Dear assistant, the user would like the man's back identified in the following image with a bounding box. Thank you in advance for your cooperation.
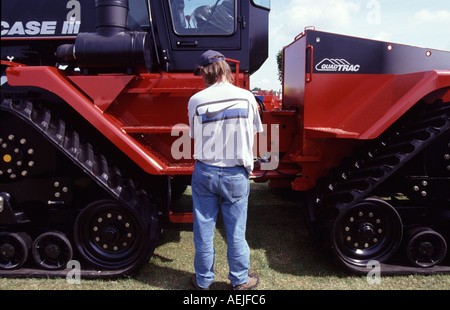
[188,82,263,174]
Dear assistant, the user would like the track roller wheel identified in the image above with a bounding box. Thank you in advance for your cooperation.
[0,232,32,270]
[32,231,73,270]
[332,197,403,267]
[405,227,447,268]
[74,200,151,271]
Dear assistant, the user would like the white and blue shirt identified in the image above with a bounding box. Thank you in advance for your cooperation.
[188,82,263,174]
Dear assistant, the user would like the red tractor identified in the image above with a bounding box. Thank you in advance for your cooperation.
[1,0,449,278]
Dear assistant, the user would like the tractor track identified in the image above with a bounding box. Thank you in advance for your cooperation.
[0,98,160,278]
[309,101,450,274]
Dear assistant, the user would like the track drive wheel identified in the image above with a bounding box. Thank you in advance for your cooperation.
[331,197,403,267]
[405,227,447,268]
[0,232,32,270]
[32,231,73,270]
[74,200,153,272]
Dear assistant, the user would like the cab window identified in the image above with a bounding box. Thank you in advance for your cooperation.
[129,0,151,30]
[168,0,236,35]
[251,0,270,10]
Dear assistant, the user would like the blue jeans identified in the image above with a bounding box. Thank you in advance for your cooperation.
[191,161,250,288]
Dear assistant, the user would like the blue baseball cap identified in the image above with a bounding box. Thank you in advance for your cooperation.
[194,50,226,75]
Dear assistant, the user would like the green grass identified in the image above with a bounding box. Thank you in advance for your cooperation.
[1,182,449,290]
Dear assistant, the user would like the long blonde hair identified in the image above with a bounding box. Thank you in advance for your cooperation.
[198,57,235,87]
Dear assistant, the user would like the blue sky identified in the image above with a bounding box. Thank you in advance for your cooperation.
[250,0,450,91]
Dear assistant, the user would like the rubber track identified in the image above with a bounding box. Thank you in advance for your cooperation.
[321,102,450,212]
[0,99,159,279]
[315,102,450,274]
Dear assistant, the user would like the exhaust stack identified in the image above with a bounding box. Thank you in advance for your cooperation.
[56,0,152,73]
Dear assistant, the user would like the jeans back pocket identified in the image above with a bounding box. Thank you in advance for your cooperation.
[226,174,249,202]
[192,169,213,196]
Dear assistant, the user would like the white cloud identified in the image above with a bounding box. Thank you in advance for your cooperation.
[272,0,361,40]
[371,31,392,42]
[254,78,273,87]
[267,0,387,64]
[445,40,450,51]
[402,8,450,50]
[412,9,450,23]
[284,0,361,28]
[250,67,281,91]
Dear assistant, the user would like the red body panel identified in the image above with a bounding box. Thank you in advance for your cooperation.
[281,70,450,190]
[304,71,450,139]
[5,64,250,176]
[279,31,450,190]
[4,60,450,191]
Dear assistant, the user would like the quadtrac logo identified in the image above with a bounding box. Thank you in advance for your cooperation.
[315,58,361,72]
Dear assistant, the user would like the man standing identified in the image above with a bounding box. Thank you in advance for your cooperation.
[188,50,263,290]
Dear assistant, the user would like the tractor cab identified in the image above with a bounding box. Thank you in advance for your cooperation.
[147,0,270,74]
[1,0,269,75]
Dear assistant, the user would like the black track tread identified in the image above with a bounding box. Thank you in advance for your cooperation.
[310,101,450,274]
[0,98,160,278]
[320,102,450,212]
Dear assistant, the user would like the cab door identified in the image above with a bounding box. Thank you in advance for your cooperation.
[167,0,240,49]
[162,0,242,71]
